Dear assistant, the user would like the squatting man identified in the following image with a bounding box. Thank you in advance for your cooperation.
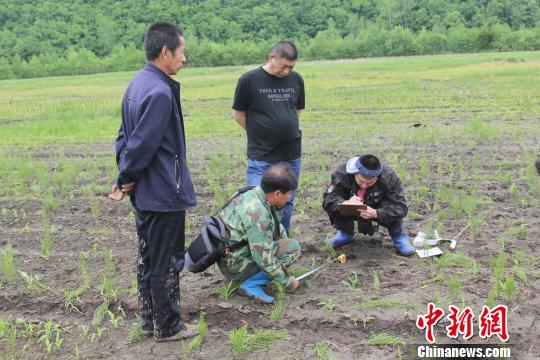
[322,154,416,256]
[217,163,301,304]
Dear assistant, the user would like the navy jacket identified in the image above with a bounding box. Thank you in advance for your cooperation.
[115,63,196,211]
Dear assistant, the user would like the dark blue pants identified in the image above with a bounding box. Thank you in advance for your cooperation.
[135,209,186,338]
[329,211,404,238]
[246,157,301,232]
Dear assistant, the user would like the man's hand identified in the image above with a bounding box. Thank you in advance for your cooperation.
[108,181,136,201]
[358,205,377,220]
[121,181,136,193]
[344,195,363,204]
[108,184,124,201]
[292,278,299,289]
[232,110,247,130]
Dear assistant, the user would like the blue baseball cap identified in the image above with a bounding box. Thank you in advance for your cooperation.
[346,155,383,178]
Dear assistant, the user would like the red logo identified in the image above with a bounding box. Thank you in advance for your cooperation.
[416,302,445,343]
[479,305,509,342]
[446,305,474,340]
[417,304,509,343]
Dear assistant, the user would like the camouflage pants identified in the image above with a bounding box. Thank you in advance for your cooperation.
[219,238,301,283]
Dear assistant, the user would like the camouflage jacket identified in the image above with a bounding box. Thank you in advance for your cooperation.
[217,186,295,289]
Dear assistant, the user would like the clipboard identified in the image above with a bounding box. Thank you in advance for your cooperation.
[338,203,367,216]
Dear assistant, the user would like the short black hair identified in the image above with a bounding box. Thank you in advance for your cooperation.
[360,154,381,171]
[260,163,298,193]
[271,41,298,60]
[144,22,184,61]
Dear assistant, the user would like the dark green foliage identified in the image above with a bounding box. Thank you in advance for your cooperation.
[1,0,539,79]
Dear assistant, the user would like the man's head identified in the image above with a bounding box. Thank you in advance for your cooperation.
[266,41,298,78]
[346,154,383,189]
[261,163,298,209]
[144,22,186,75]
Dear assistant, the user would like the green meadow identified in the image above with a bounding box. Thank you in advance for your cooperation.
[0,52,539,358]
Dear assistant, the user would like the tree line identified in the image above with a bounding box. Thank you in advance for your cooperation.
[1,0,539,79]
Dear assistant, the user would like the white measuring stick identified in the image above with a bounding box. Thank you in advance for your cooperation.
[449,224,470,251]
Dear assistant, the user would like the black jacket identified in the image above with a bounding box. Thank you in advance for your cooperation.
[322,162,408,223]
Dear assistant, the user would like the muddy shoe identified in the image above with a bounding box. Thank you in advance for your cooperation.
[154,323,199,343]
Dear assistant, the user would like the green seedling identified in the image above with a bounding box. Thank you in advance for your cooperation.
[360,314,375,329]
[218,281,238,301]
[19,271,47,294]
[91,326,108,342]
[127,316,145,344]
[183,312,209,357]
[19,319,37,338]
[90,199,100,218]
[230,326,288,354]
[64,288,83,314]
[322,243,337,259]
[341,271,360,297]
[445,278,463,299]
[92,299,110,326]
[503,276,517,300]
[230,326,248,354]
[54,329,63,350]
[270,282,286,321]
[372,270,380,295]
[364,332,405,346]
[309,256,321,268]
[314,341,335,360]
[99,248,119,301]
[108,310,123,328]
[359,298,408,310]
[435,252,478,270]
[289,266,309,278]
[38,319,61,353]
[80,324,90,338]
[129,278,138,297]
[0,243,17,282]
[318,298,339,313]
[40,208,53,259]
[421,273,444,288]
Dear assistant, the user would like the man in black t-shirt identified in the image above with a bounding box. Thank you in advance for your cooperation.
[232,41,305,233]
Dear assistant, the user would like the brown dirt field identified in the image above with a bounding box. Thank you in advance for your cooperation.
[1,120,539,360]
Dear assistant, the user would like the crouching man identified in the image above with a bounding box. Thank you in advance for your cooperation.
[322,154,415,256]
[218,163,301,303]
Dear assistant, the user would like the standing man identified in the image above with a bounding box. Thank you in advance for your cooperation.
[232,41,305,234]
[322,154,416,256]
[109,22,198,342]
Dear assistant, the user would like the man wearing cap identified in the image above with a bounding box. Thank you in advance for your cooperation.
[322,154,416,256]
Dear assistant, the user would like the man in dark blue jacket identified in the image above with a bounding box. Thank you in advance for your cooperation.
[109,22,198,342]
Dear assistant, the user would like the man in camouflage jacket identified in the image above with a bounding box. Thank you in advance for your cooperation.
[322,154,416,256]
[218,164,301,303]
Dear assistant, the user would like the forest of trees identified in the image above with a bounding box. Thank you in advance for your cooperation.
[1,0,539,79]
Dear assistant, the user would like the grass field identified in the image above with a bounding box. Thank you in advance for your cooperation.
[0,52,539,359]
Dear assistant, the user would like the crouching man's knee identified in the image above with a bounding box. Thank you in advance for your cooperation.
[275,238,301,265]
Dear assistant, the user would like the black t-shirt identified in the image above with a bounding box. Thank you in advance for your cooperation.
[232,67,305,162]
